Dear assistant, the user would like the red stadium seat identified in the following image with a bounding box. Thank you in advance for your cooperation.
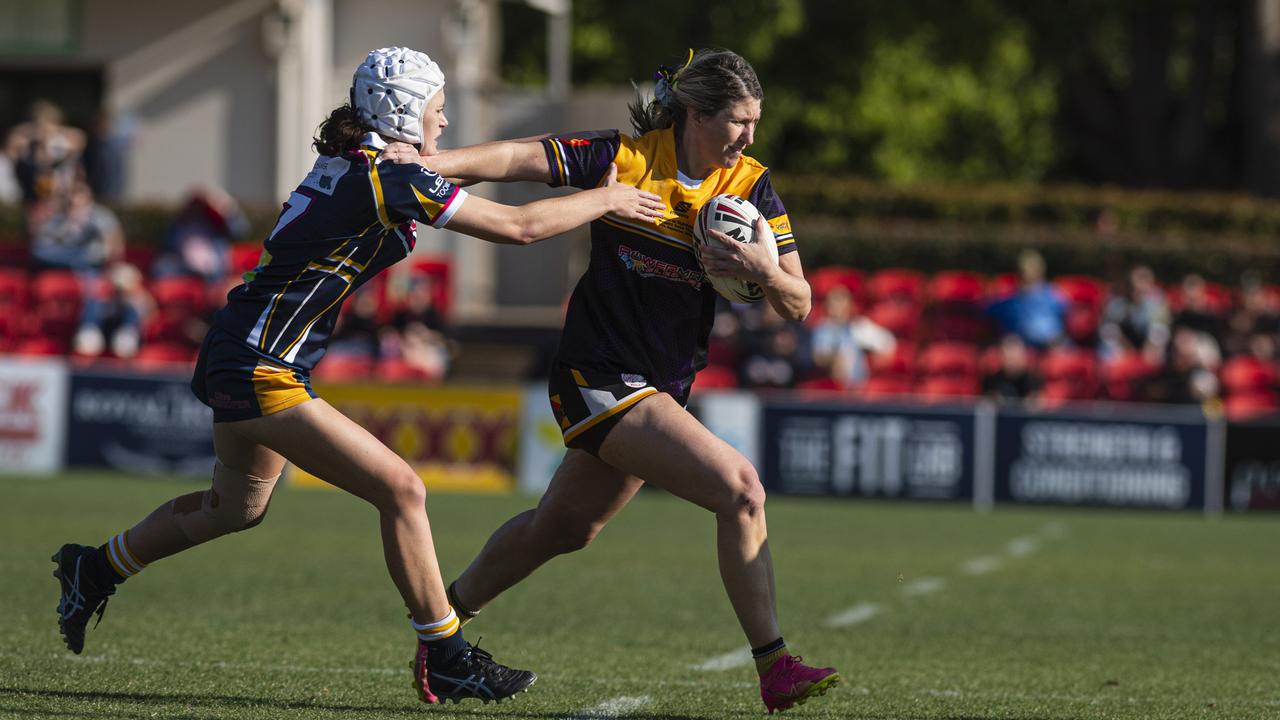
[866,300,921,340]
[985,273,1020,302]
[795,376,842,392]
[870,341,916,379]
[311,355,374,382]
[230,243,264,275]
[866,268,925,305]
[1053,275,1106,312]
[0,267,27,308]
[1064,304,1101,345]
[915,375,980,401]
[376,357,442,383]
[133,342,197,370]
[860,375,912,399]
[1221,357,1278,395]
[1100,352,1158,401]
[693,364,738,391]
[14,337,66,356]
[918,342,980,379]
[1040,348,1099,399]
[1225,392,1279,421]
[808,266,864,302]
[150,276,209,314]
[928,271,984,305]
[31,270,87,344]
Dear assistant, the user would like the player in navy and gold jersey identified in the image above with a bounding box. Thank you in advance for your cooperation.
[50,47,664,706]
[411,48,839,713]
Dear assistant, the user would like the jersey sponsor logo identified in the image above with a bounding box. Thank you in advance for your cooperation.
[561,137,591,147]
[617,245,703,288]
[672,201,693,216]
[620,373,648,388]
[301,156,351,196]
[770,216,792,235]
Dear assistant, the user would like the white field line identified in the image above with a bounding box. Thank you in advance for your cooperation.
[824,602,882,627]
[960,555,1003,575]
[901,576,945,596]
[691,647,751,671]
[1004,536,1040,557]
[561,695,651,720]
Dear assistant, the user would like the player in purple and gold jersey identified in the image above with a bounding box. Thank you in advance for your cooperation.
[404,48,839,713]
[50,46,664,706]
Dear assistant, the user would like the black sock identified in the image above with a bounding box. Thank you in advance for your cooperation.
[92,545,127,585]
[425,631,469,670]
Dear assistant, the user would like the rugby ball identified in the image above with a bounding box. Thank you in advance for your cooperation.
[693,194,778,303]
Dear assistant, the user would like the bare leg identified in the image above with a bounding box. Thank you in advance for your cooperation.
[453,449,642,610]
[222,399,451,622]
[126,426,285,563]
[598,393,781,648]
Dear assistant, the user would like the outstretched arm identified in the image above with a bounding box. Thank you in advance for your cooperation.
[446,164,663,245]
[383,137,554,184]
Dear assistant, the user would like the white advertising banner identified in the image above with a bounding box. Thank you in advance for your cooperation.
[693,390,762,470]
[0,356,69,473]
[516,382,567,495]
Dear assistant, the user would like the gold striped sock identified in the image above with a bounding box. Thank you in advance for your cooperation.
[104,531,147,579]
[411,609,460,642]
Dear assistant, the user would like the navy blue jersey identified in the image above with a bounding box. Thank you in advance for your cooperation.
[211,133,466,371]
[541,127,797,396]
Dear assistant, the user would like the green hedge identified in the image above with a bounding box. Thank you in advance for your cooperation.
[794,216,1280,283]
[774,175,1280,241]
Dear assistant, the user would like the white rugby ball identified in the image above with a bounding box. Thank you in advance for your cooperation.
[692,194,779,303]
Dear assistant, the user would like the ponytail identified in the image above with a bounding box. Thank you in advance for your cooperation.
[313,103,369,156]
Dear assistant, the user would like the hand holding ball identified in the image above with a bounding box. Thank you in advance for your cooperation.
[692,194,779,303]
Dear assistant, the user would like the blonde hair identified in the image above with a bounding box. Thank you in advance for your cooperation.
[628,48,763,137]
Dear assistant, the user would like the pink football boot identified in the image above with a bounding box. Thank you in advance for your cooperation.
[759,654,840,713]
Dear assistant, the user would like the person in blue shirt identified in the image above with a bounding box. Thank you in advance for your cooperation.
[987,249,1066,349]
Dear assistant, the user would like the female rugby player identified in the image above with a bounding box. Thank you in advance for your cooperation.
[51,46,665,706]
[404,48,839,713]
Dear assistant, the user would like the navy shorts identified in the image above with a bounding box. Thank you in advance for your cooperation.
[547,359,691,455]
[191,328,317,423]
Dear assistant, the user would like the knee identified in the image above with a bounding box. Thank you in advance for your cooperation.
[381,466,426,513]
[717,463,766,520]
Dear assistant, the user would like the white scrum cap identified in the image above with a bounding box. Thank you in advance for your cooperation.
[351,47,445,145]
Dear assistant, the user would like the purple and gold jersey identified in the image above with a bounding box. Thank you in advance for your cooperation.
[541,127,797,395]
[211,133,466,372]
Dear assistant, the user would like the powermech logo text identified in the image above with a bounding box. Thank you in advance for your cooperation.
[617,245,703,287]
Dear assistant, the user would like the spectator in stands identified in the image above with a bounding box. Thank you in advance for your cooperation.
[986,249,1066,349]
[1146,326,1221,405]
[74,262,153,358]
[83,110,134,202]
[388,273,452,380]
[1225,277,1280,358]
[1100,264,1170,360]
[4,99,85,208]
[152,186,250,283]
[29,179,122,272]
[982,334,1041,402]
[0,151,20,204]
[809,285,895,389]
[328,286,387,361]
[739,304,809,390]
[1172,274,1224,341]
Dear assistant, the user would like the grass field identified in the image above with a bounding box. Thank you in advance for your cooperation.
[2,472,1278,720]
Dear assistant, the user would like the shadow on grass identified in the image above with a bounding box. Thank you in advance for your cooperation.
[0,687,715,720]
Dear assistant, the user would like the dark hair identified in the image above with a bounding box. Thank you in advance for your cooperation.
[628,48,763,137]
[313,103,369,156]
